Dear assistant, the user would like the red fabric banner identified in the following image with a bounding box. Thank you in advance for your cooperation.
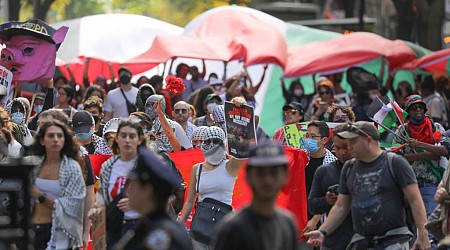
[168,146,308,238]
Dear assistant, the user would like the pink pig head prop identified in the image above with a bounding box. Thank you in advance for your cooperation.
[0,19,68,83]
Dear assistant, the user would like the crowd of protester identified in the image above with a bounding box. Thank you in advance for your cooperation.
[4,60,450,250]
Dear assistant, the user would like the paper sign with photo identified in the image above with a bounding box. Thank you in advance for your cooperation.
[224,101,256,159]
[0,65,13,108]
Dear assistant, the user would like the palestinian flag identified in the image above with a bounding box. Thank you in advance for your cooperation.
[366,97,398,132]
[390,101,408,125]
[380,142,406,152]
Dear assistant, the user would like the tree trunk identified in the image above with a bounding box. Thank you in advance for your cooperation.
[33,0,55,20]
[393,0,414,41]
[8,0,21,21]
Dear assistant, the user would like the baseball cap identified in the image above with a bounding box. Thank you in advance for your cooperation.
[247,142,289,167]
[118,66,131,76]
[404,95,427,111]
[130,146,182,189]
[282,102,304,114]
[72,110,94,133]
[337,121,380,141]
[35,93,46,101]
[209,78,223,86]
[318,77,334,90]
[205,93,222,104]
[103,118,120,137]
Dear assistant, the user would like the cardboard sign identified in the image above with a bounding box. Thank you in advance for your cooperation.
[92,207,106,250]
[224,102,256,158]
[0,65,12,108]
[283,122,344,149]
[283,123,308,148]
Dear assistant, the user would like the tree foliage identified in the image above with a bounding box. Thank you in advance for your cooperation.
[111,0,242,26]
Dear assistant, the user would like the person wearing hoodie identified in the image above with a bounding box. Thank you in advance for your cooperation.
[135,83,156,113]
[5,98,33,146]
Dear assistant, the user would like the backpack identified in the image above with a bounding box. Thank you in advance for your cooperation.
[346,152,415,233]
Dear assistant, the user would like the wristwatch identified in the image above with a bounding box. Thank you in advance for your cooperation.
[37,194,46,204]
[318,229,328,237]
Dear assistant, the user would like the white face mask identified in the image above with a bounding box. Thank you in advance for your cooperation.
[201,143,226,165]
[294,89,303,96]
[206,103,218,114]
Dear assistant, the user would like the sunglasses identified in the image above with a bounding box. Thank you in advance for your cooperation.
[174,108,188,114]
[320,91,330,95]
[204,138,222,145]
[408,104,426,111]
[284,110,298,116]
[346,124,371,138]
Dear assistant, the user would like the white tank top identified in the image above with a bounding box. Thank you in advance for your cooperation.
[35,178,61,200]
[196,160,236,205]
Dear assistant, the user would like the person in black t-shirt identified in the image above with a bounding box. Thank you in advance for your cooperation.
[305,121,430,250]
[211,142,298,250]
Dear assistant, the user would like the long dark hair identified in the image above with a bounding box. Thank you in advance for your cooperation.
[32,120,85,173]
[111,120,147,155]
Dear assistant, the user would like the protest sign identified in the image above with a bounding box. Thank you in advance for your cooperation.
[224,102,256,158]
[0,65,12,108]
[92,207,106,250]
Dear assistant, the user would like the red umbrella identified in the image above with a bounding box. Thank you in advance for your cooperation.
[285,32,416,78]
[399,48,450,74]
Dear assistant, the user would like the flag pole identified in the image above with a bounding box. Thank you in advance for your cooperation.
[389,99,410,139]
[369,117,408,141]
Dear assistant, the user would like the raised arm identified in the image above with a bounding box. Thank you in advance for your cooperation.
[155,100,181,152]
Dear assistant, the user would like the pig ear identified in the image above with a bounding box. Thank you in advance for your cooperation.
[52,26,68,45]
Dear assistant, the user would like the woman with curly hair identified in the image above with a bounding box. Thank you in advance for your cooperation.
[29,120,86,250]
[77,85,107,111]
[326,104,355,123]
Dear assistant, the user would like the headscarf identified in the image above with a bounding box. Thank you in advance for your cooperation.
[135,84,156,112]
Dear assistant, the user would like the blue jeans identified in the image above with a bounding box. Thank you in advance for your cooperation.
[419,184,438,217]
[419,183,438,250]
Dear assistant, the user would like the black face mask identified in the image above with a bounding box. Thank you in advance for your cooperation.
[334,119,346,123]
[120,75,131,84]
[92,115,99,125]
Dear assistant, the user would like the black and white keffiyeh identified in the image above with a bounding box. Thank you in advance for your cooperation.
[152,117,176,153]
[28,155,86,249]
[192,126,209,141]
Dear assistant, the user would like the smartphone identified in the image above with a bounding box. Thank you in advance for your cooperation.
[327,184,339,195]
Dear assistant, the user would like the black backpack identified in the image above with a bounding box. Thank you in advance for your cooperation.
[346,153,415,233]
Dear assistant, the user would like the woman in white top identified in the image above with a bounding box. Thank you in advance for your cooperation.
[179,126,244,250]
[30,120,86,250]
[89,120,147,249]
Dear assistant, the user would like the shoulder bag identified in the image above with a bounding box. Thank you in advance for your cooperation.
[120,88,137,115]
[189,164,233,244]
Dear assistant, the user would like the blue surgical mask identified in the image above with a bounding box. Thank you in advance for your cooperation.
[143,129,149,135]
[75,131,92,141]
[303,138,321,153]
[146,106,157,120]
[11,112,24,124]
[34,104,43,114]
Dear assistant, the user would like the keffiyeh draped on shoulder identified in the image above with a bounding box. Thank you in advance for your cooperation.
[31,155,86,249]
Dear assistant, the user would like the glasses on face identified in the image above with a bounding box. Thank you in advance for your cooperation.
[303,133,322,140]
[174,108,188,114]
[204,138,222,145]
[284,110,298,116]
[319,91,330,96]
[346,124,371,138]
[409,104,426,111]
